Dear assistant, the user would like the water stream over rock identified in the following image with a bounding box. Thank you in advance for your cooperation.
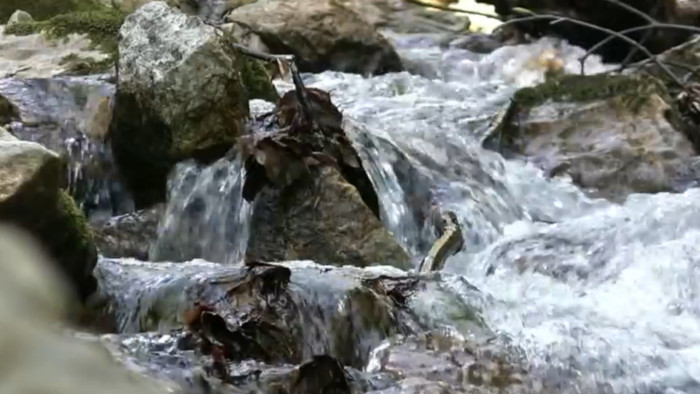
[85,34,700,393]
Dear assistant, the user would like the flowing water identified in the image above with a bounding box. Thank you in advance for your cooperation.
[104,34,700,392]
[271,35,700,392]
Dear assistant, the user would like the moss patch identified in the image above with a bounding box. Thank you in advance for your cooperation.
[0,0,100,23]
[240,57,279,102]
[5,7,125,58]
[513,73,669,112]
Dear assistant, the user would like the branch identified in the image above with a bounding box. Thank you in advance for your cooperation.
[579,23,700,72]
[401,0,502,20]
[497,14,684,87]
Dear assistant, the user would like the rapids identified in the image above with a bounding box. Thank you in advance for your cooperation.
[269,35,700,392]
[64,33,700,392]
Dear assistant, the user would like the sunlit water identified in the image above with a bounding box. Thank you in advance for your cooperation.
[144,34,700,392]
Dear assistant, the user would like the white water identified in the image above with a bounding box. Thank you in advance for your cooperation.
[268,36,700,392]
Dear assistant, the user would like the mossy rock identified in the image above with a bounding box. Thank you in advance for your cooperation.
[5,6,126,60]
[484,72,695,202]
[512,73,670,112]
[240,57,279,102]
[0,136,98,301]
[0,0,101,23]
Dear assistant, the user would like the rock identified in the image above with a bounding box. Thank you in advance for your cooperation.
[247,166,412,269]
[7,10,34,26]
[93,258,484,365]
[448,33,504,53]
[94,260,415,365]
[483,73,696,202]
[479,0,692,63]
[0,127,98,301]
[151,90,410,269]
[225,0,403,75]
[92,204,164,259]
[365,332,528,392]
[110,2,270,207]
[338,0,470,34]
[0,76,132,222]
[0,225,181,394]
[101,0,255,20]
[91,258,490,392]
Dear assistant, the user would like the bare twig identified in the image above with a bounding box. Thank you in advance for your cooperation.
[401,0,502,20]
[497,14,683,86]
[580,23,700,72]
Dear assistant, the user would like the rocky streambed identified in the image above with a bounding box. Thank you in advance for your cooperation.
[3,0,700,393]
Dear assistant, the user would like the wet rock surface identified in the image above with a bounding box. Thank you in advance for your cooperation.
[91,257,496,392]
[225,0,404,75]
[0,126,98,301]
[484,73,696,202]
[0,76,130,221]
[0,224,180,394]
[110,2,253,207]
[247,166,411,269]
[93,204,164,259]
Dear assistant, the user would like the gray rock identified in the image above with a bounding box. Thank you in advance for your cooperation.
[0,127,98,301]
[0,225,179,394]
[484,73,696,202]
[93,204,164,259]
[247,166,412,270]
[6,10,33,26]
[110,1,251,207]
[225,0,403,75]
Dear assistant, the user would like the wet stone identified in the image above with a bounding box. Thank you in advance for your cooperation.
[0,76,132,221]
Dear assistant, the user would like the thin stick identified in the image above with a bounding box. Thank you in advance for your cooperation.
[580,23,700,69]
[401,0,502,20]
[497,14,683,86]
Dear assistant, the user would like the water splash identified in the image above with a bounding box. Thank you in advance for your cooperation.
[150,153,252,265]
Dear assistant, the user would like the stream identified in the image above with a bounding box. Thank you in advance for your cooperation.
[15,32,700,393]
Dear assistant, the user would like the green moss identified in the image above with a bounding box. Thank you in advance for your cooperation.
[57,189,95,252]
[1,0,100,23]
[5,7,125,58]
[513,73,669,112]
[240,57,279,102]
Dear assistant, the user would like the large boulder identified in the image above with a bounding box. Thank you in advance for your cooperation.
[110,1,270,207]
[0,127,98,301]
[483,73,696,202]
[0,225,179,394]
[225,0,403,75]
